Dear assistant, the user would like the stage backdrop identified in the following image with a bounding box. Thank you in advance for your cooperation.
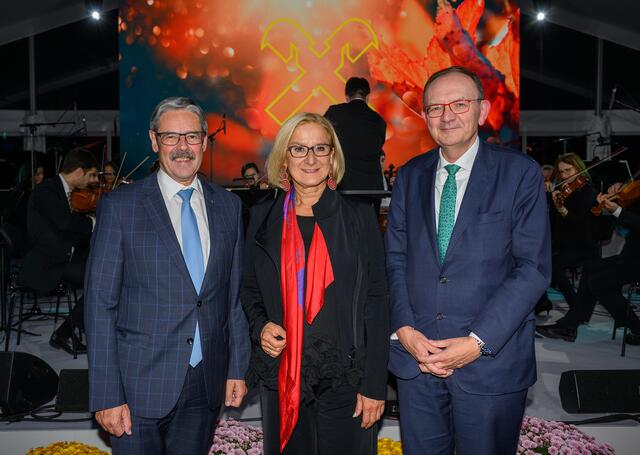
[119,0,520,183]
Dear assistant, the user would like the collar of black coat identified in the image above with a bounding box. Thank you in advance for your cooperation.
[255,185,339,243]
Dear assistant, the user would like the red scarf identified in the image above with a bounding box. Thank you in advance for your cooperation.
[278,188,334,451]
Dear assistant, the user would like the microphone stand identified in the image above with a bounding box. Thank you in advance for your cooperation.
[207,115,226,181]
[18,121,75,190]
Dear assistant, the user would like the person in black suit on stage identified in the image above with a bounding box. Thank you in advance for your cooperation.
[18,148,99,354]
[324,77,387,194]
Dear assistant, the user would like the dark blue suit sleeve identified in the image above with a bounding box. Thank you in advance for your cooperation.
[84,193,126,412]
[469,162,551,353]
[385,167,418,333]
[226,199,250,379]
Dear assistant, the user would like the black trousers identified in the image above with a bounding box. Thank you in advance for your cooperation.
[261,381,377,455]
[57,252,86,335]
[559,255,640,333]
[547,248,595,310]
[111,363,219,455]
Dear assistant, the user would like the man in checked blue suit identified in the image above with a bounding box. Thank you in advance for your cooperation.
[85,97,249,454]
[385,66,551,454]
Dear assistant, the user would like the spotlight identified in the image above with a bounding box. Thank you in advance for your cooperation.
[85,0,103,20]
[536,11,546,21]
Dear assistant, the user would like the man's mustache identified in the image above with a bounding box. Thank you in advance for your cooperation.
[170,150,195,161]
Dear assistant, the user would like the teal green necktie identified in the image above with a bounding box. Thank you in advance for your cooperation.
[437,164,460,264]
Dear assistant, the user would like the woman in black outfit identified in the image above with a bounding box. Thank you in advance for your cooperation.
[241,112,389,455]
[536,153,598,315]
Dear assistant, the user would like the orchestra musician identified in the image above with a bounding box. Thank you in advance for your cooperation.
[537,181,640,345]
[535,153,598,315]
[18,148,99,355]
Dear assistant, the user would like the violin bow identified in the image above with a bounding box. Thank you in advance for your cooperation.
[120,156,150,183]
[552,146,628,191]
[112,152,127,190]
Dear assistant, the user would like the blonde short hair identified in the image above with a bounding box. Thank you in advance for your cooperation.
[266,112,345,187]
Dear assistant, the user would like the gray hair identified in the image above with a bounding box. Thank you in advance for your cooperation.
[149,97,208,133]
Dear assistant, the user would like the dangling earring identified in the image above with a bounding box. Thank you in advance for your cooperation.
[279,167,291,192]
[326,173,337,191]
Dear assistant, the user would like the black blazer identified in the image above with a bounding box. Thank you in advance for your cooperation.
[18,176,93,291]
[240,189,389,399]
[325,99,386,191]
[618,200,640,262]
[549,183,598,255]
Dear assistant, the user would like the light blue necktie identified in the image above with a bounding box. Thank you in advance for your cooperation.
[437,164,460,264]
[178,188,204,367]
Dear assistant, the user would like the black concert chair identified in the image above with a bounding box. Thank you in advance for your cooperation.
[1,224,81,357]
[616,282,640,357]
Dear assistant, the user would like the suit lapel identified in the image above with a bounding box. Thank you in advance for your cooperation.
[200,179,218,295]
[445,143,492,262]
[419,157,440,265]
[52,176,71,212]
[141,175,193,290]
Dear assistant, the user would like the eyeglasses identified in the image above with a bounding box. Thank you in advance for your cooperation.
[154,131,206,146]
[287,144,333,158]
[424,99,483,118]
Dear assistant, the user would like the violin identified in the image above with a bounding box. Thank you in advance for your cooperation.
[591,180,640,216]
[553,175,588,209]
[70,186,102,213]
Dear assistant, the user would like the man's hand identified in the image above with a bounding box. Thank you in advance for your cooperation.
[607,182,623,195]
[260,322,286,358]
[425,336,482,371]
[396,326,452,377]
[95,404,132,437]
[353,393,384,429]
[596,192,620,212]
[225,379,248,408]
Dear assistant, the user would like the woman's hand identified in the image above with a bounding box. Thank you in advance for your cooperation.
[260,322,286,358]
[353,393,385,429]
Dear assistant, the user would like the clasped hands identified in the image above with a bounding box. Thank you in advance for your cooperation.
[396,326,481,378]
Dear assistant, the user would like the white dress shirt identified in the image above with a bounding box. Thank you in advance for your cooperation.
[157,169,210,267]
[434,136,479,230]
[432,137,487,349]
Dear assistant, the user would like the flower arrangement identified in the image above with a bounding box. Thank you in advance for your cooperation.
[518,416,616,455]
[378,437,403,455]
[209,418,263,455]
[26,442,108,455]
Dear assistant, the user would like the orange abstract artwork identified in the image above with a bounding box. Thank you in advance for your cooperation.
[120,0,519,182]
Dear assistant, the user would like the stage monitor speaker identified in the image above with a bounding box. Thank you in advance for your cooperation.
[559,369,640,413]
[55,369,89,412]
[0,351,58,417]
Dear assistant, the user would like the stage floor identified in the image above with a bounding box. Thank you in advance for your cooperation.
[1,291,639,454]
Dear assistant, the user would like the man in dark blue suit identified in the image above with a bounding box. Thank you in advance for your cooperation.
[85,97,250,454]
[385,67,551,454]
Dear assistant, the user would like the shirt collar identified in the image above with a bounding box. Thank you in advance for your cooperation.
[58,174,71,195]
[157,168,202,198]
[437,136,480,173]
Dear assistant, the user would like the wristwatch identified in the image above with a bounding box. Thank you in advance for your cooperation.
[475,338,492,356]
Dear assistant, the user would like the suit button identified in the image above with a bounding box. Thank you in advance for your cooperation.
[439,277,448,284]
[197,300,202,307]
[436,313,445,320]
[187,338,194,345]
